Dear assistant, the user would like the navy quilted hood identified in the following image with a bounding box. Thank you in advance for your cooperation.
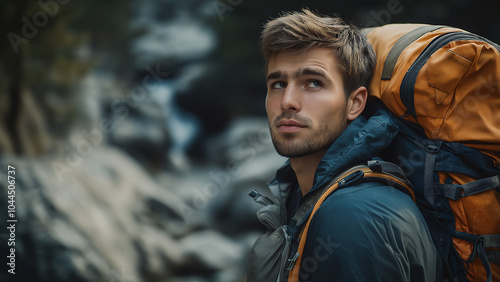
[310,106,400,192]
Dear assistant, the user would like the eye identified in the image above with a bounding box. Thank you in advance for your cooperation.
[271,81,287,89]
[306,80,323,89]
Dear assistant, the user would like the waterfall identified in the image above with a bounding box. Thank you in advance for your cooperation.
[150,80,199,171]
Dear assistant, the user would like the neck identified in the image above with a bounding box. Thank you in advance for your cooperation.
[290,148,328,196]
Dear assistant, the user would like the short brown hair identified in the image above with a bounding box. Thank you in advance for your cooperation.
[261,9,376,96]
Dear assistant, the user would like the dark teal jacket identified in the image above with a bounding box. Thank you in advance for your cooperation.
[267,107,441,281]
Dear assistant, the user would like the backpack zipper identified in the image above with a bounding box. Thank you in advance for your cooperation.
[285,252,300,271]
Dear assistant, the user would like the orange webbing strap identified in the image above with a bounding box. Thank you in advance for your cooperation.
[288,167,414,282]
[287,181,341,282]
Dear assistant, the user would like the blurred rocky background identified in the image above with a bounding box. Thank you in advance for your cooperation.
[0,0,498,281]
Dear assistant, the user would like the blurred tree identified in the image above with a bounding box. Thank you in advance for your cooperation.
[0,0,139,156]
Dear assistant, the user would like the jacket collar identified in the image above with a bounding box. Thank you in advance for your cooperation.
[270,107,399,199]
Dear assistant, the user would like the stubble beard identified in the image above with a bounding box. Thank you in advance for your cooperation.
[270,120,344,158]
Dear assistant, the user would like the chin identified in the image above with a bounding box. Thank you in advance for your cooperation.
[273,140,316,158]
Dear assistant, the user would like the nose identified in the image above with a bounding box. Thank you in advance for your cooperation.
[281,84,301,112]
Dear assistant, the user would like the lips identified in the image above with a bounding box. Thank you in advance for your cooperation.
[276,119,307,133]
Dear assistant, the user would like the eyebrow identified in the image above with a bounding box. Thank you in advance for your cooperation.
[266,67,328,82]
[266,71,284,81]
[295,68,327,79]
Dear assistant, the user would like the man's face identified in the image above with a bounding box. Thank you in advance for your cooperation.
[265,47,350,158]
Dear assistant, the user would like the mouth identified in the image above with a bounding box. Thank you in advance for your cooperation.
[276,119,307,133]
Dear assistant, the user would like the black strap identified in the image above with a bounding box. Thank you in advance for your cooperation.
[476,238,493,282]
[367,159,410,180]
[452,231,500,282]
[381,25,446,80]
[487,250,500,264]
[484,234,500,248]
[435,175,500,200]
[424,142,441,206]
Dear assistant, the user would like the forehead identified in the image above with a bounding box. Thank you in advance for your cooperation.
[267,47,339,77]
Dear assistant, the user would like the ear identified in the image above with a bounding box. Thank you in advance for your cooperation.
[346,86,368,121]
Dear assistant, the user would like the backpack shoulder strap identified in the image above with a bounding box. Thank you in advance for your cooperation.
[287,160,414,282]
[290,160,414,229]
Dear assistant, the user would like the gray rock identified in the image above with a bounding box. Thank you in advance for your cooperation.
[0,146,189,282]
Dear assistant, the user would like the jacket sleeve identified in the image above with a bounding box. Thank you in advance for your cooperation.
[297,183,439,282]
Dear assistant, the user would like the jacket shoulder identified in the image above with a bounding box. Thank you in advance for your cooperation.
[317,181,421,222]
[310,181,429,247]
[299,181,439,281]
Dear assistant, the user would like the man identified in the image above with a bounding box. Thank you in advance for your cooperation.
[248,9,440,281]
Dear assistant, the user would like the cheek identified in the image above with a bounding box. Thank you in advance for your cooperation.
[265,94,279,114]
[310,99,347,124]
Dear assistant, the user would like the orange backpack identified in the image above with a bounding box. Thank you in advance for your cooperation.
[363,24,500,282]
